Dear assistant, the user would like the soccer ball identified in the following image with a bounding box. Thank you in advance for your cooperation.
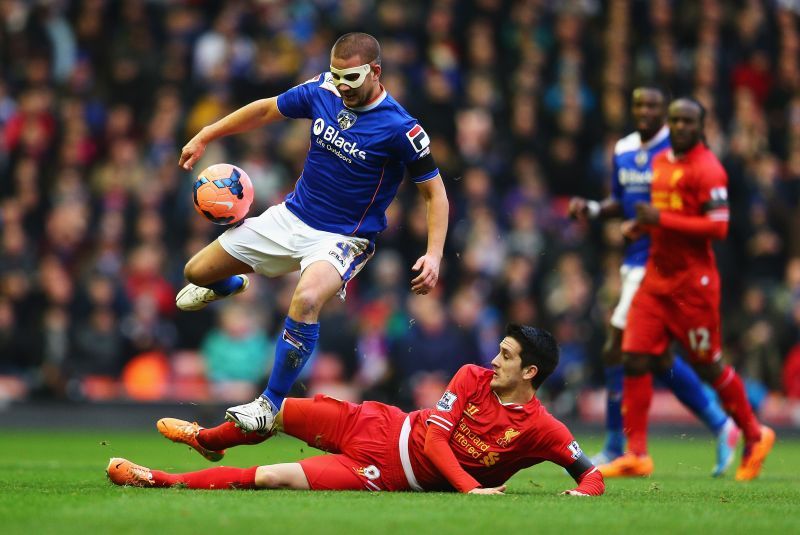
[192,163,254,225]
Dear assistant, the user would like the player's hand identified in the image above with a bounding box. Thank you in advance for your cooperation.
[411,254,440,295]
[621,219,646,241]
[568,197,589,220]
[634,201,660,225]
[179,134,207,171]
[468,485,506,495]
[560,489,589,497]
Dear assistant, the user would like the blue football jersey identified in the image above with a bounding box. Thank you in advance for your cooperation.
[276,72,439,239]
[610,125,671,266]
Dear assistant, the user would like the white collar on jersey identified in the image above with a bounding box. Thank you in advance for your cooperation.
[492,390,526,409]
[344,86,387,112]
[639,124,670,150]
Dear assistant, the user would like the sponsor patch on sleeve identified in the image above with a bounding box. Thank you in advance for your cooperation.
[406,124,431,153]
[436,390,457,411]
[568,440,583,460]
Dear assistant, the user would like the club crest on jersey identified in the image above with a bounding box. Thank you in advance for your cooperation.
[436,390,457,411]
[406,124,430,153]
[337,109,358,130]
[635,150,648,167]
[496,428,521,448]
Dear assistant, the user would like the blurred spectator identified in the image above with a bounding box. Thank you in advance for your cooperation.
[200,302,272,402]
[0,1,797,414]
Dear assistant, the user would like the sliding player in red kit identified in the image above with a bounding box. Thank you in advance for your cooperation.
[107,325,604,496]
[598,98,775,481]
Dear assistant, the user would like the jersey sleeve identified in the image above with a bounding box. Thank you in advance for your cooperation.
[276,74,323,120]
[695,158,729,220]
[657,157,729,239]
[422,365,484,492]
[538,419,604,496]
[395,121,439,183]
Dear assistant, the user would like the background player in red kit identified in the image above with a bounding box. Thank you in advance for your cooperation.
[598,98,775,481]
[107,325,604,496]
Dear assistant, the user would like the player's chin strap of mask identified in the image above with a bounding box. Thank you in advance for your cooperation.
[330,63,371,89]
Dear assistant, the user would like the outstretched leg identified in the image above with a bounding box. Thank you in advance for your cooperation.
[106,458,309,490]
[226,261,342,432]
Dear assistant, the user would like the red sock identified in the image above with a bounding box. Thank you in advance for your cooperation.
[623,374,653,456]
[151,466,259,489]
[712,365,761,443]
[197,422,271,450]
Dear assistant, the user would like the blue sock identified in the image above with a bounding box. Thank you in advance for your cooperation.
[262,317,320,412]
[205,275,244,296]
[604,365,625,456]
[656,357,727,435]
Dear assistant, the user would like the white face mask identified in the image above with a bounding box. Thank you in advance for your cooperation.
[329,63,372,89]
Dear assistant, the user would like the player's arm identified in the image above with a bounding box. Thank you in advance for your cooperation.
[543,429,605,496]
[569,152,623,221]
[633,195,728,240]
[412,174,448,295]
[568,197,622,221]
[634,163,729,239]
[422,366,483,493]
[179,97,286,171]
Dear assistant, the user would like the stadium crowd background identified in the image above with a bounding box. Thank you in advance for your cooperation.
[0,0,799,420]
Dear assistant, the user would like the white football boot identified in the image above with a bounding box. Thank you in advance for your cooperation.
[225,395,277,433]
[175,275,249,311]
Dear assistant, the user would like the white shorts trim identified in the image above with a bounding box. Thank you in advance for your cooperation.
[399,416,423,492]
[610,265,646,330]
[217,203,374,289]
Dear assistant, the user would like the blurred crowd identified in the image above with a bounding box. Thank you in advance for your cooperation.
[1,0,799,414]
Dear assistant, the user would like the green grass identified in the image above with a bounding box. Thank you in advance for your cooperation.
[0,429,797,534]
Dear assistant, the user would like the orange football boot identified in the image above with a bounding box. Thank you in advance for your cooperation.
[157,418,225,462]
[598,452,654,478]
[106,458,154,487]
[735,425,775,481]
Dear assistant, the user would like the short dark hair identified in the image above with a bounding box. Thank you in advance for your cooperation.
[632,84,670,103]
[331,32,381,65]
[505,324,560,388]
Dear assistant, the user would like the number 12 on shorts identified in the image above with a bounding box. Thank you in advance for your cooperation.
[688,327,710,354]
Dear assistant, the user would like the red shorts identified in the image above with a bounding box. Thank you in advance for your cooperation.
[283,395,411,492]
[622,286,722,363]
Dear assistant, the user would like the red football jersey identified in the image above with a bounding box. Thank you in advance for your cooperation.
[405,365,594,492]
[644,143,729,295]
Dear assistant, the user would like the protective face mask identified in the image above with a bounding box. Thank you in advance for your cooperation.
[329,63,372,89]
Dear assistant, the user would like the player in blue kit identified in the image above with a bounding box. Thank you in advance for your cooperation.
[176,33,449,432]
[569,87,739,476]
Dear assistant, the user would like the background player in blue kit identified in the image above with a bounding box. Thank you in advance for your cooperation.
[176,33,449,433]
[569,86,739,476]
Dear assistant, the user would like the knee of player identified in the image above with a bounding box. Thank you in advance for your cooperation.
[291,288,325,317]
[184,259,207,285]
[254,466,281,488]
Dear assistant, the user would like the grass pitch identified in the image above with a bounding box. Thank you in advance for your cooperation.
[0,428,797,534]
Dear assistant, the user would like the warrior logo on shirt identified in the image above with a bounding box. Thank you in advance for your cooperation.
[496,428,521,448]
[463,403,480,419]
[337,109,357,130]
[436,390,457,411]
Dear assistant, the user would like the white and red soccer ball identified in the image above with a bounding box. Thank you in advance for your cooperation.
[192,163,254,225]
